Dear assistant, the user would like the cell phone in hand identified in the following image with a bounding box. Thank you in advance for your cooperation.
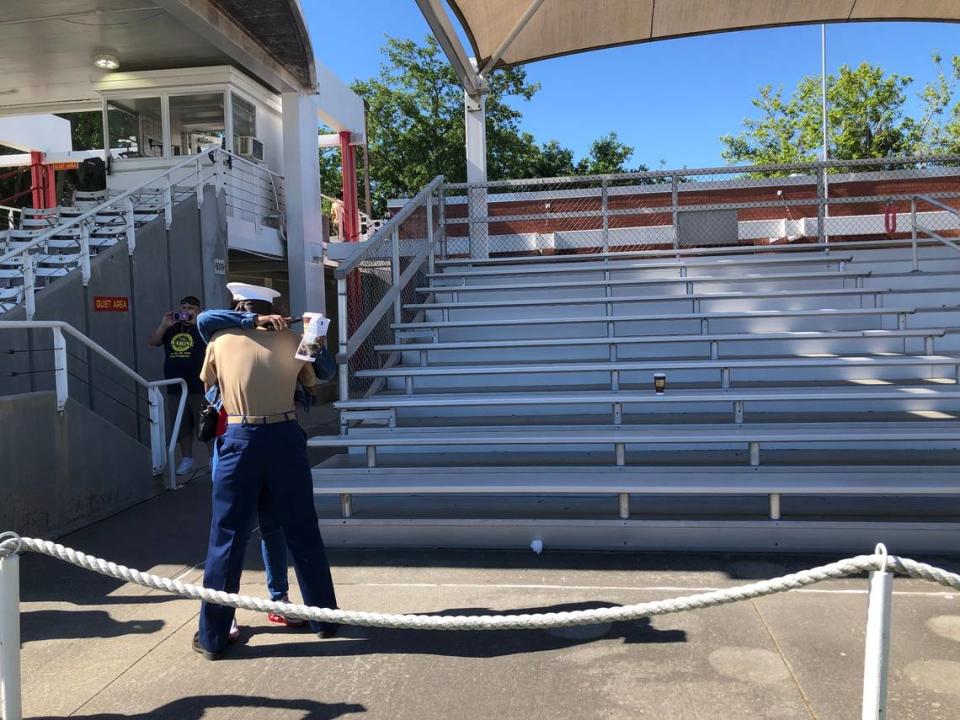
[174,311,194,322]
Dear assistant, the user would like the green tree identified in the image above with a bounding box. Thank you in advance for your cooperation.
[721,63,915,165]
[55,111,103,151]
[339,35,638,215]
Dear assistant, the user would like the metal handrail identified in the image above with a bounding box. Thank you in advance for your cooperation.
[911,194,960,269]
[0,147,219,267]
[0,320,187,490]
[335,175,443,279]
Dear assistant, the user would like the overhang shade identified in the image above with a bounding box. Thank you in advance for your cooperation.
[446,0,960,70]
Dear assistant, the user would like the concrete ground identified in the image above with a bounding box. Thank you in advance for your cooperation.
[11,473,960,720]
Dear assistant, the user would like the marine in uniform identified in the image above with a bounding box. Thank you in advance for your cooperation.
[193,283,338,659]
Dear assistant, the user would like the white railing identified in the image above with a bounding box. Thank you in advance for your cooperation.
[0,205,21,231]
[0,147,285,318]
[0,320,187,490]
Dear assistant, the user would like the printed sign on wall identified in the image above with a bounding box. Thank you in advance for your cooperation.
[93,296,129,312]
[213,258,226,275]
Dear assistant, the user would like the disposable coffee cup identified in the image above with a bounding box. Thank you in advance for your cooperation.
[654,373,666,394]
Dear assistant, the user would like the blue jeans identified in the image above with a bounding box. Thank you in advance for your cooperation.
[199,422,337,652]
[212,436,290,601]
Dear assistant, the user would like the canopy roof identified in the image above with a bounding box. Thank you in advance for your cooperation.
[440,0,960,76]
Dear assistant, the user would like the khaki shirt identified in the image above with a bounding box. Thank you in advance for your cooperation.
[200,328,317,417]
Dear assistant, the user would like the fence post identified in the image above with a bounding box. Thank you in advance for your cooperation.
[21,255,35,321]
[214,151,224,194]
[195,157,204,209]
[817,167,827,251]
[79,222,91,286]
[861,544,893,720]
[439,183,447,260]
[51,327,68,412]
[337,276,349,408]
[0,549,22,720]
[671,175,679,251]
[601,177,609,253]
[910,197,918,272]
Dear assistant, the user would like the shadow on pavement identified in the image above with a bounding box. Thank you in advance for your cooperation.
[231,601,686,660]
[21,609,164,644]
[30,694,366,720]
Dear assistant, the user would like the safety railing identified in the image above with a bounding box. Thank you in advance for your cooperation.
[334,176,444,405]
[910,193,960,269]
[0,320,187,490]
[0,205,21,231]
[0,147,285,318]
[442,155,960,260]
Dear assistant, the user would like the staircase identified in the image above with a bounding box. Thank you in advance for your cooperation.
[313,169,960,553]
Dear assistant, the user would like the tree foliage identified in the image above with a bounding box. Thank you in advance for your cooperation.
[722,57,960,166]
[331,36,641,215]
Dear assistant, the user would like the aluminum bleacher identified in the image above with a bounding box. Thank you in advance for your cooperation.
[312,169,960,551]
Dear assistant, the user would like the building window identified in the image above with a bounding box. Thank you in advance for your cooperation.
[232,93,257,151]
[169,93,226,157]
[107,98,163,159]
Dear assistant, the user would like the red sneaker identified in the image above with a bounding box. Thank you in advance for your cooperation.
[268,595,306,628]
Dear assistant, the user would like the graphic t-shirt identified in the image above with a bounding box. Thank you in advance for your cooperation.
[162,323,205,394]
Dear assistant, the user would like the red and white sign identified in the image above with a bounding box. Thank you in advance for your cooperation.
[93,296,129,312]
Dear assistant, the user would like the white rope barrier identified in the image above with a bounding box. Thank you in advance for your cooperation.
[1,533,958,631]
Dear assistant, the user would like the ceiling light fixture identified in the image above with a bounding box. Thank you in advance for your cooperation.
[94,53,120,70]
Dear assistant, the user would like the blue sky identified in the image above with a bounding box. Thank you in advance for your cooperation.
[305,1,960,170]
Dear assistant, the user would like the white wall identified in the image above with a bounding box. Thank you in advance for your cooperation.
[0,114,72,153]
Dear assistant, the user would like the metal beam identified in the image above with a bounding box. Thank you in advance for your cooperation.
[415,0,484,95]
[479,0,547,76]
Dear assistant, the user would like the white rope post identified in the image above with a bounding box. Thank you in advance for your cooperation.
[861,544,893,719]
[0,549,22,720]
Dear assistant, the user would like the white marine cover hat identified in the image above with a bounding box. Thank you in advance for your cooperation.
[226,282,281,303]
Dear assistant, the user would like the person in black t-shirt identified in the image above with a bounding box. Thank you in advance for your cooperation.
[149,295,206,475]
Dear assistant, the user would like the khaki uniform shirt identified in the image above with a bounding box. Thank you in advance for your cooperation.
[200,328,317,417]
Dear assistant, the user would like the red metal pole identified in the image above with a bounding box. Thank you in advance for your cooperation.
[44,164,56,208]
[29,151,43,209]
[339,130,360,242]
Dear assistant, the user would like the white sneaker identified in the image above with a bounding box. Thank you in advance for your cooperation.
[228,617,240,643]
[175,457,194,476]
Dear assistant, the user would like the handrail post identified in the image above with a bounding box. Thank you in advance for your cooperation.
[439,182,447,261]
[253,171,262,233]
[195,157,204,208]
[910,196,918,271]
[21,254,35,320]
[51,326,68,412]
[337,276,349,409]
[392,228,402,325]
[601,177,609,253]
[0,550,22,720]
[148,386,165,477]
[214,150,225,194]
[78,222,91,286]
[161,179,173,230]
[124,197,136,255]
[427,189,436,275]
[861,545,893,719]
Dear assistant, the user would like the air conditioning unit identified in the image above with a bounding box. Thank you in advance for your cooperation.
[235,136,264,162]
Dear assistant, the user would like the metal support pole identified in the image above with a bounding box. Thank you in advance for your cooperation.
[615,443,625,466]
[910,197,918,271]
[734,400,744,424]
[601,178,609,253]
[366,446,377,468]
[340,493,353,518]
[671,176,679,251]
[861,544,893,720]
[721,367,731,389]
[51,327,68,412]
[79,222,91,286]
[0,551,22,720]
[427,191,436,275]
[749,442,760,466]
[195,157,204,208]
[147,386,165,477]
[618,493,630,519]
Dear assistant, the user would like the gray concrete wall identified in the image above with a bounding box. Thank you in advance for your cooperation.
[0,189,232,440]
[0,392,156,538]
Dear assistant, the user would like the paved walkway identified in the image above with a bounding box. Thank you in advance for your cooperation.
[12,474,960,719]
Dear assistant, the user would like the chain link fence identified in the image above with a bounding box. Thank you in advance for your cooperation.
[442,155,960,259]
